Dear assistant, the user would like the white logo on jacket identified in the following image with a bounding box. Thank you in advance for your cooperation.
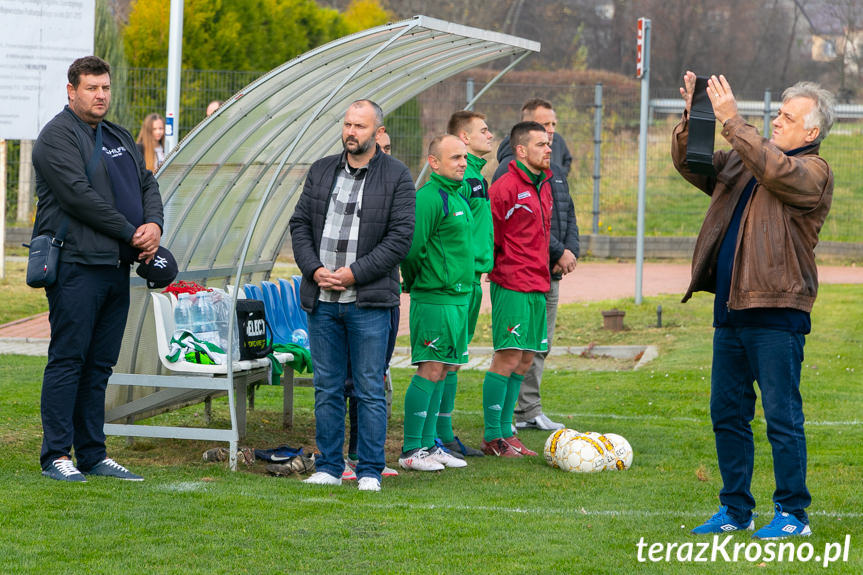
[504,204,534,220]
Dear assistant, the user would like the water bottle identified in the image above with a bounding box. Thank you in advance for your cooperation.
[191,291,220,347]
[211,289,239,356]
[291,328,309,349]
[174,293,194,333]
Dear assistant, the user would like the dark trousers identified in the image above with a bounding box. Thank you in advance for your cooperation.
[711,326,810,524]
[40,262,130,471]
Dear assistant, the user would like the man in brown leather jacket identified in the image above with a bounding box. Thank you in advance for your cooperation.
[672,72,835,540]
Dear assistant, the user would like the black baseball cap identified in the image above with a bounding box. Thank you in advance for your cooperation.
[136,246,178,289]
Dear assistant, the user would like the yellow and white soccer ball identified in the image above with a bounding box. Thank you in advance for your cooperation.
[580,431,621,470]
[543,428,580,469]
[602,432,634,470]
[555,434,607,473]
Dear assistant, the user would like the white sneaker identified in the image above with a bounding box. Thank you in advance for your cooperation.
[357,477,381,492]
[516,413,565,431]
[303,471,342,485]
[398,447,445,471]
[427,445,467,468]
[382,465,399,477]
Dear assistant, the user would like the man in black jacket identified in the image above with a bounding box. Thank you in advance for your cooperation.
[492,98,580,431]
[32,56,163,482]
[289,100,414,492]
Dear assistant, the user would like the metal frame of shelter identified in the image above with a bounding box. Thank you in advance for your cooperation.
[105,16,540,462]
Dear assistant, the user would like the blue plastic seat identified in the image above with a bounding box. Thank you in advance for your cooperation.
[277,278,303,333]
[291,275,308,331]
[260,281,293,345]
[243,283,264,302]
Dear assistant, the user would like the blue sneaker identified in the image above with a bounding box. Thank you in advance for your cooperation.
[691,505,755,534]
[42,458,86,482]
[82,458,144,481]
[753,504,811,539]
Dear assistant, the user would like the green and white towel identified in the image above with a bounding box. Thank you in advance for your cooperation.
[166,331,226,365]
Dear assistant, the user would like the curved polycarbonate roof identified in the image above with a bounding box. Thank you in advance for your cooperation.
[114,16,539,381]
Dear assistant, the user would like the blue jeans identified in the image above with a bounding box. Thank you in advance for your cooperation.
[711,327,810,523]
[308,302,389,480]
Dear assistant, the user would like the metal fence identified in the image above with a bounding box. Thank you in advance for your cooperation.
[405,77,863,244]
[5,69,863,245]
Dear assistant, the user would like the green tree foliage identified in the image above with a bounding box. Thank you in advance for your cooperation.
[343,0,393,34]
[124,0,389,71]
[95,0,133,129]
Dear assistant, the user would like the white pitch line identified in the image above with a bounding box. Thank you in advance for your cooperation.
[288,499,863,520]
[446,409,862,428]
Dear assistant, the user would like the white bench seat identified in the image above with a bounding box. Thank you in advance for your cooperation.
[104,292,297,470]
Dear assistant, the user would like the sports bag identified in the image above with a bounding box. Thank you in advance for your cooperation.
[236,299,273,360]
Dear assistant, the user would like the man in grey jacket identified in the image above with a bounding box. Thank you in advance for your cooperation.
[289,99,414,492]
[32,56,163,482]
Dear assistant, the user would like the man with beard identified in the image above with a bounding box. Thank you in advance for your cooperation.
[289,100,415,492]
[481,121,553,458]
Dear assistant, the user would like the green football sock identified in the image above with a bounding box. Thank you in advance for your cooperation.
[436,371,458,443]
[421,379,445,449]
[501,372,525,438]
[482,371,510,441]
[403,374,436,452]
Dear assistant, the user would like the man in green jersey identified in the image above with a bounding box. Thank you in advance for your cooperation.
[399,135,475,471]
[430,110,497,459]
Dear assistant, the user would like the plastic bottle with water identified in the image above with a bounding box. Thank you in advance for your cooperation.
[190,291,220,346]
[211,289,239,356]
[174,293,194,333]
[291,328,309,349]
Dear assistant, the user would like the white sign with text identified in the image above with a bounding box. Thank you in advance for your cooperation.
[0,0,95,139]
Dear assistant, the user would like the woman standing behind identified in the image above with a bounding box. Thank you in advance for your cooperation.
[136,113,166,172]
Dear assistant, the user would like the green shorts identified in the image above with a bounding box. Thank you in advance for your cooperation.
[467,281,482,343]
[410,300,469,365]
[490,281,548,352]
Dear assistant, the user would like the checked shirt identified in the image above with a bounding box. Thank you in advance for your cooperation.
[318,163,367,303]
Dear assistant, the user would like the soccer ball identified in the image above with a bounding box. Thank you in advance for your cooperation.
[556,435,607,473]
[543,428,580,468]
[602,433,634,470]
[580,431,620,470]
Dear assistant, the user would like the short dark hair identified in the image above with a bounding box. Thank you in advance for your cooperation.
[521,98,553,120]
[67,56,111,88]
[350,99,384,129]
[510,121,546,153]
[447,110,486,137]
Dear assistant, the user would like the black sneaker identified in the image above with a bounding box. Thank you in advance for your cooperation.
[42,458,86,482]
[443,436,485,457]
[82,458,144,481]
